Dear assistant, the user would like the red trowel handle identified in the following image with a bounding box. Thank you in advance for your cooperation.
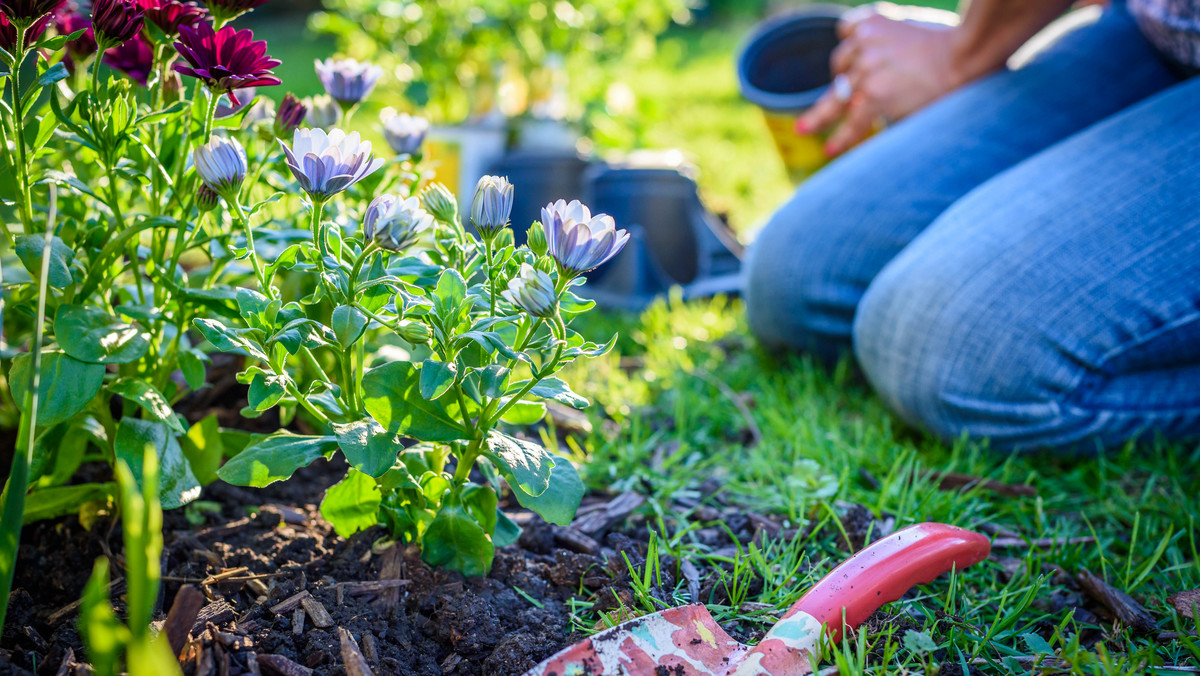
[735,523,990,674]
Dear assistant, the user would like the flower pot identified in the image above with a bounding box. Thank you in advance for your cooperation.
[737,5,846,182]
[486,150,591,245]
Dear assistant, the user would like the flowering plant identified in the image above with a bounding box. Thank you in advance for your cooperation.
[1,0,624,585]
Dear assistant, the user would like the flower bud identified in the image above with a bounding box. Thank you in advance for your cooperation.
[273,92,307,139]
[493,227,515,250]
[420,183,458,224]
[193,135,247,196]
[196,184,220,212]
[316,57,384,107]
[364,194,434,253]
[534,256,557,275]
[92,0,144,49]
[502,263,558,318]
[399,321,431,344]
[526,221,548,257]
[1,0,62,25]
[470,175,513,241]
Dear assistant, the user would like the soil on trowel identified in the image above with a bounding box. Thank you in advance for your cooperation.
[0,454,631,676]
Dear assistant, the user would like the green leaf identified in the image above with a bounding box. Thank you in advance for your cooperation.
[236,288,278,323]
[419,359,457,400]
[216,432,337,487]
[107,379,185,434]
[500,400,546,425]
[193,318,269,362]
[23,483,115,524]
[248,372,288,411]
[179,349,208,391]
[319,469,381,538]
[421,504,494,577]
[114,419,201,509]
[460,483,498,536]
[178,415,223,485]
[477,365,509,399]
[332,305,368,349]
[484,431,554,497]
[56,304,149,364]
[362,361,470,442]
[517,377,590,410]
[10,351,104,428]
[1022,633,1055,655]
[492,509,522,548]
[333,420,402,478]
[509,458,583,526]
[902,630,938,655]
[15,235,74,288]
[432,269,468,326]
[34,62,68,89]
[79,559,129,676]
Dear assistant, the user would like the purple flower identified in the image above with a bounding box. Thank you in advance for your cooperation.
[470,175,513,241]
[304,94,340,129]
[137,0,206,36]
[0,9,50,50]
[279,128,384,202]
[92,0,143,48]
[315,57,383,106]
[0,0,59,23]
[53,7,96,61]
[173,21,280,106]
[102,32,152,84]
[363,194,433,252]
[273,93,306,138]
[202,0,266,22]
[502,263,558,318]
[193,135,246,194]
[540,199,630,276]
[380,110,429,157]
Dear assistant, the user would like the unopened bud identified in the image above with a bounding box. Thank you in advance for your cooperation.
[399,321,431,344]
[197,184,221,212]
[493,227,515,250]
[534,256,557,275]
[526,221,547,257]
[421,183,459,224]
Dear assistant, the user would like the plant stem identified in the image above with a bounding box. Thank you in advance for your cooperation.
[453,438,483,483]
[227,197,269,294]
[285,382,333,428]
[9,33,34,235]
[485,238,497,316]
[487,342,564,427]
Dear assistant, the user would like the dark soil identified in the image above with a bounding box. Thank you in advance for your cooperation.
[0,452,642,676]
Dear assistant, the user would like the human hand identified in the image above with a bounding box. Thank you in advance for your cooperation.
[796,3,963,157]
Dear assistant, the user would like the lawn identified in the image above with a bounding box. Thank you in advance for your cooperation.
[226,5,1200,673]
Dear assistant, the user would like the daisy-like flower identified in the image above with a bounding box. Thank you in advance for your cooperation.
[363,194,433,252]
[193,135,247,195]
[136,0,206,36]
[502,263,558,318]
[470,175,514,241]
[203,0,266,23]
[380,109,429,156]
[91,0,143,48]
[0,0,59,24]
[315,57,383,107]
[273,93,306,138]
[0,9,49,50]
[540,199,630,276]
[279,128,384,203]
[173,21,280,106]
[304,94,341,129]
[102,32,153,84]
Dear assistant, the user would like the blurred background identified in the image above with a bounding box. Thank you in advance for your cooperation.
[241,0,957,239]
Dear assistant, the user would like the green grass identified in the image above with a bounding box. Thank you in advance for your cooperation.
[556,296,1199,674]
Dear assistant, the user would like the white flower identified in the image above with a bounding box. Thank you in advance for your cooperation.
[380,109,430,156]
[315,57,385,105]
[502,263,558,317]
[540,199,630,275]
[470,175,514,240]
[364,194,434,252]
[193,135,247,195]
[279,128,385,202]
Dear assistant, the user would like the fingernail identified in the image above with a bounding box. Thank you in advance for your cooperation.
[795,119,809,134]
[824,142,839,157]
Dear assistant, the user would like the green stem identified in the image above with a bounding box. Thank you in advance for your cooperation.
[485,238,497,316]
[453,438,483,483]
[9,33,34,235]
[347,243,379,299]
[106,165,146,304]
[340,350,358,414]
[227,197,269,294]
[286,382,333,428]
[488,342,564,427]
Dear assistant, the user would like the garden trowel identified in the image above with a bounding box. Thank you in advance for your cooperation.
[524,522,990,676]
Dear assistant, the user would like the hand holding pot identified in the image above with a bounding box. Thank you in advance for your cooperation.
[797,2,961,156]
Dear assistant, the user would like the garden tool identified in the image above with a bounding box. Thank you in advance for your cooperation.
[523,522,990,676]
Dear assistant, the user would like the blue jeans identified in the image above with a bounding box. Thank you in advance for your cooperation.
[745,4,1200,452]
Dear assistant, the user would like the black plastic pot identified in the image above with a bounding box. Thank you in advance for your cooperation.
[736,4,846,114]
[580,162,743,309]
